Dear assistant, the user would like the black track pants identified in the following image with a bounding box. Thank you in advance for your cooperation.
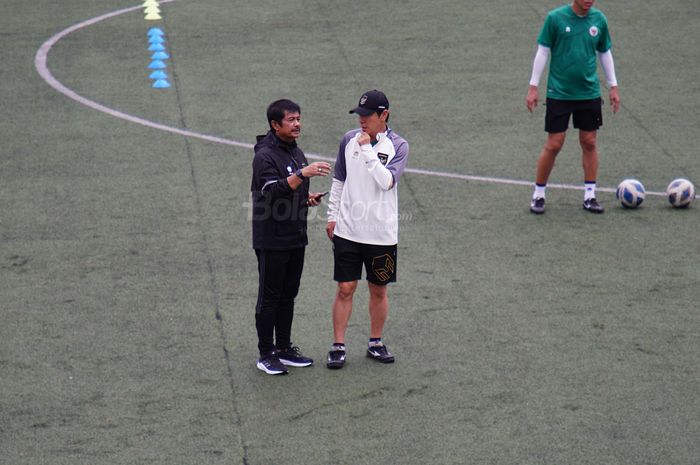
[254,248,305,355]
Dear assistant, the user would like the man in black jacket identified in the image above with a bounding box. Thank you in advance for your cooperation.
[251,99,331,375]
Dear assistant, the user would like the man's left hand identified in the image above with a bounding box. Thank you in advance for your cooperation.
[308,193,322,207]
[609,87,620,114]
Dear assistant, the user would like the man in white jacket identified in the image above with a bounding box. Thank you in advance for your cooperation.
[325,90,409,369]
[526,0,620,214]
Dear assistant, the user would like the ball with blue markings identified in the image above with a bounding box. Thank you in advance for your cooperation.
[666,178,695,208]
[616,179,645,209]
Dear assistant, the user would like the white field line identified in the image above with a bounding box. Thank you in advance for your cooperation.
[34,2,671,197]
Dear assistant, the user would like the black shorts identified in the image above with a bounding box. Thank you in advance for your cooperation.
[545,98,602,133]
[332,235,397,285]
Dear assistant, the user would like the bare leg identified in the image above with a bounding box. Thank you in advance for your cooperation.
[579,130,598,182]
[332,281,358,344]
[535,132,567,185]
[367,282,389,339]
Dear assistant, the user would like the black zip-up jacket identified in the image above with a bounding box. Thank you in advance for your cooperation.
[251,130,310,250]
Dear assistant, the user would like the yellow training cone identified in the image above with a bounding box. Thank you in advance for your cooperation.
[145,12,162,20]
[144,6,161,14]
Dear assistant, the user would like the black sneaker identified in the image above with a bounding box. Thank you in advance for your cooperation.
[277,346,313,367]
[256,353,288,375]
[530,197,545,214]
[583,198,604,213]
[366,343,395,363]
[326,345,346,369]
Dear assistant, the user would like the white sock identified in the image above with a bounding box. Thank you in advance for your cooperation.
[533,184,546,200]
[584,182,596,201]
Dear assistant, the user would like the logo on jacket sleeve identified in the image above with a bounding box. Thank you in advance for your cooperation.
[377,153,389,165]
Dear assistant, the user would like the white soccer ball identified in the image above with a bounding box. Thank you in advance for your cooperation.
[666,178,695,208]
[616,178,645,208]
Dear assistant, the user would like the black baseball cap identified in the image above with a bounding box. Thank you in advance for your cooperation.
[349,89,389,116]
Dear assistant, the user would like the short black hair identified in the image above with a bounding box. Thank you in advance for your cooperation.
[267,99,301,130]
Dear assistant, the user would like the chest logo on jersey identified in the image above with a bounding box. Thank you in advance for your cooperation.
[377,153,389,165]
[287,165,293,173]
[589,26,599,37]
[565,26,571,33]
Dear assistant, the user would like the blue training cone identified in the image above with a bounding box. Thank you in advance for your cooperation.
[151,51,169,60]
[148,42,166,52]
[148,60,167,69]
[152,79,171,89]
[148,35,165,44]
[149,70,168,80]
[147,27,164,36]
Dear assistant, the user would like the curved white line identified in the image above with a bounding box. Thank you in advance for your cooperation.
[34,3,668,197]
[34,1,252,150]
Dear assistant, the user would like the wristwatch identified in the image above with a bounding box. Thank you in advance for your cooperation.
[294,168,305,179]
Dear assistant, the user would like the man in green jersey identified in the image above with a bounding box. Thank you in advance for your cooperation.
[526,0,620,214]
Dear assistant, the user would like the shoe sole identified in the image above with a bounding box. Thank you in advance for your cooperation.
[530,208,545,214]
[366,352,395,363]
[326,362,345,369]
[582,206,604,213]
[256,361,288,375]
[279,359,313,367]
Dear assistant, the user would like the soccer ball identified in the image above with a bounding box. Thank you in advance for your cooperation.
[616,178,645,208]
[666,178,695,208]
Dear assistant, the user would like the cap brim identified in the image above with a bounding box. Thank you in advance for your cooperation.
[349,107,375,116]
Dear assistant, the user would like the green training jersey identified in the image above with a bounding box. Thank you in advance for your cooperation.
[537,5,612,100]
